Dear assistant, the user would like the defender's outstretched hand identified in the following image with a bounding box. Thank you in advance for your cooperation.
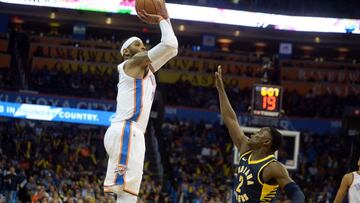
[215,65,225,91]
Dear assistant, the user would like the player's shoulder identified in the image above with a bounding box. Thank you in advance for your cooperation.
[267,160,285,170]
[264,160,289,176]
[118,60,132,75]
[343,172,354,183]
[118,60,127,68]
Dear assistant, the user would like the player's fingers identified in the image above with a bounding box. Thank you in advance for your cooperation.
[137,10,145,18]
[137,12,148,23]
[139,10,148,18]
[142,9,151,17]
[138,16,148,23]
[217,65,222,75]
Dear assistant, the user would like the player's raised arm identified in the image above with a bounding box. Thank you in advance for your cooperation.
[333,173,352,203]
[128,1,178,72]
[215,65,250,154]
[263,162,305,203]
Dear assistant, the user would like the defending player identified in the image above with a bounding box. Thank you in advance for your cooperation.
[215,66,305,203]
[333,156,360,203]
[103,1,178,202]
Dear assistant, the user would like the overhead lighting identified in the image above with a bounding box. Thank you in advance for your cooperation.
[234,30,240,37]
[218,38,233,44]
[337,47,349,52]
[315,37,320,43]
[179,24,185,31]
[301,46,314,50]
[254,42,266,47]
[50,12,56,19]
[106,17,112,25]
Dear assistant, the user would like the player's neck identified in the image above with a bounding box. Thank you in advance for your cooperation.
[251,148,272,160]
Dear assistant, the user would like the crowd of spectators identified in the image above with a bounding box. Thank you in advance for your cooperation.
[159,82,352,118]
[16,36,357,119]
[0,113,356,202]
[0,68,21,91]
[24,64,356,119]
[0,119,170,203]
[30,65,118,100]
[160,119,355,203]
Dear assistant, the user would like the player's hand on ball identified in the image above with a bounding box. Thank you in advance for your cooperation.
[158,0,169,20]
[215,65,224,91]
[137,9,164,24]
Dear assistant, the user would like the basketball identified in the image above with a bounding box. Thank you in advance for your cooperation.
[135,0,162,15]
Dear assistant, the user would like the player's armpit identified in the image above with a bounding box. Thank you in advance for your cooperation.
[124,52,152,78]
[263,162,305,203]
[333,173,353,203]
[263,161,293,188]
[126,51,151,68]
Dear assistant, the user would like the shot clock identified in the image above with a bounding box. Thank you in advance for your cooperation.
[251,84,283,117]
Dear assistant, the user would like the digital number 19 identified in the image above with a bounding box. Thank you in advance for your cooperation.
[262,96,277,111]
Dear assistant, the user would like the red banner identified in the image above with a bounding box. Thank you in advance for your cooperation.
[281,59,360,70]
[0,40,8,53]
[166,57,262,73]
[0,54,11,69]
[32,57,116,75]
[29,43,122,65]
[283,81,360,97]
[31,36,119,50]
[31,56,359,97]
[281,68,360,83]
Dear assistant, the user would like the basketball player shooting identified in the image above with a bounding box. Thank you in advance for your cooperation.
[103,1,178,202]
[334,156,360,203]
[215,66,305,203]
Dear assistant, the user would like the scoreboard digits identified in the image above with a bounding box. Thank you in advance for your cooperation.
[252,84,283,117]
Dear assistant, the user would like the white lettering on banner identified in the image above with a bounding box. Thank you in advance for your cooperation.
[76,102,113,111]
[58,112,99,121]
[7,107,16,114]
[0,94,8,101]
[3,94,113,111]
[62,101,71,108]
[0,105,3,113]
[165,108,177,115]
[14,104,62,120]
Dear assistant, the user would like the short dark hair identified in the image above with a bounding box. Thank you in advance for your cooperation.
[269,127,283,152]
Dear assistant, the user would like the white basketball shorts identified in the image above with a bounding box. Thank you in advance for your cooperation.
[103,121,145,196]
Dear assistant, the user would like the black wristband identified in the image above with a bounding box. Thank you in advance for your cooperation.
[284,182,305,203]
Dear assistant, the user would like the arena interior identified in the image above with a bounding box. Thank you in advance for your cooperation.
[0,0,360,202]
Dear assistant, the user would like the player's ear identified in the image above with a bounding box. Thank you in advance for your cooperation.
[123,48,130,59]
[263,137,271,147]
